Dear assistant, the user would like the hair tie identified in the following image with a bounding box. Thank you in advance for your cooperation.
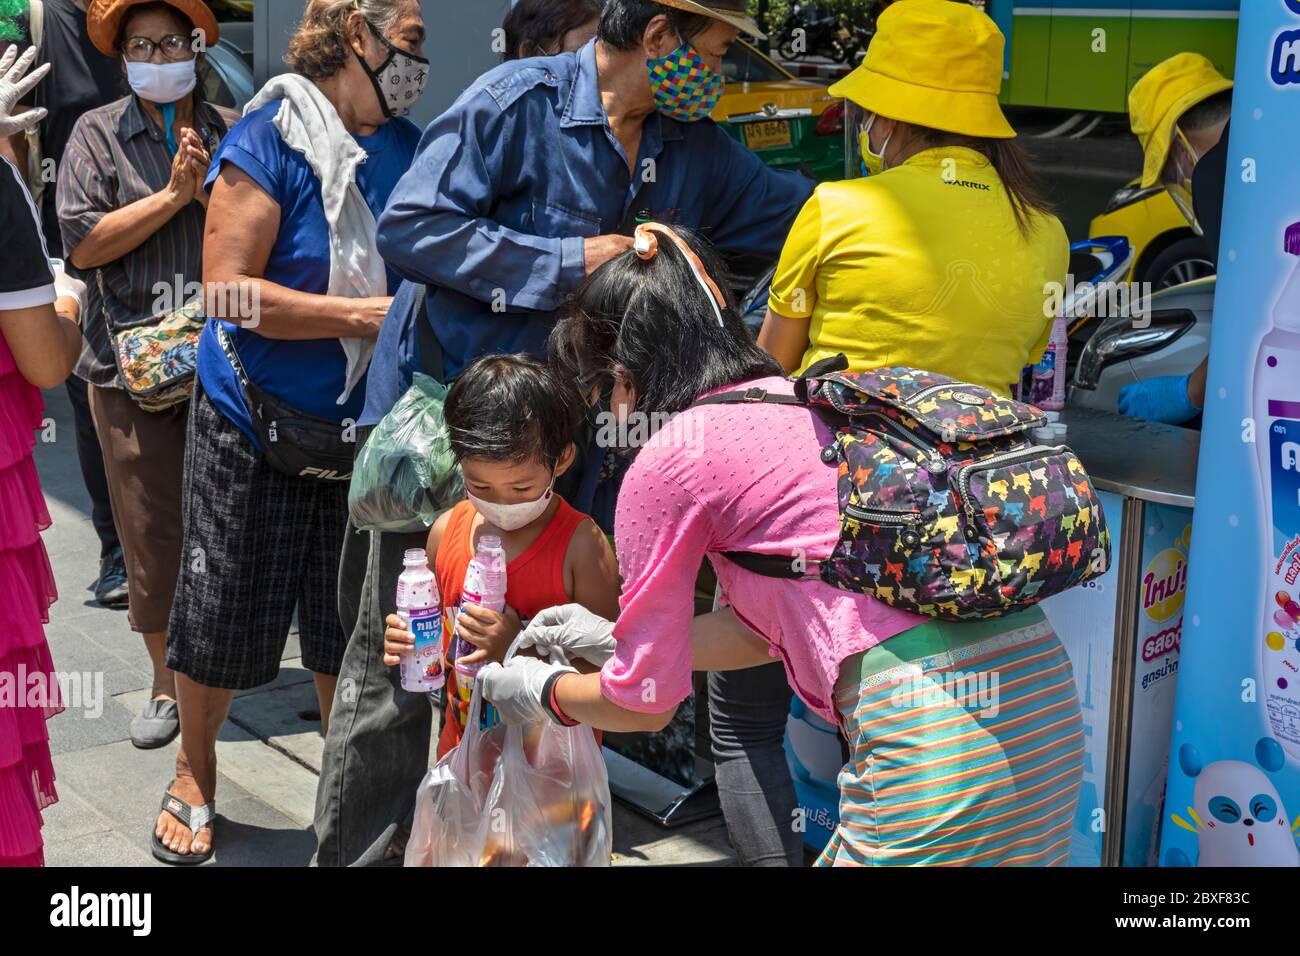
[634,229,659,260]
[632,223,727,328]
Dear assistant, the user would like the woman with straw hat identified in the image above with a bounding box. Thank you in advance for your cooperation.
[759,0,1069,397]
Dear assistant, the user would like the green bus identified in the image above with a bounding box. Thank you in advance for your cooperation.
[991,0,1239,112]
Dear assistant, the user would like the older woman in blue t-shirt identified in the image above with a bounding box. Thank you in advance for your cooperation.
[154,0,427,864]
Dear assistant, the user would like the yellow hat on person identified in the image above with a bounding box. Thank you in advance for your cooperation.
[1129,53,1233,188]
[827,0,1015,139]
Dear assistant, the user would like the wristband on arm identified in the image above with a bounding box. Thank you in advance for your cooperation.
[542,670,580,726]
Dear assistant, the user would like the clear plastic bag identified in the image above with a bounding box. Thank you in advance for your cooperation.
[405,652,613,868]
[348,373,464,533]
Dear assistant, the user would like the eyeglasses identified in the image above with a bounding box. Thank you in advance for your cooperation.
[576,368,615,412]
[122,34,195,63]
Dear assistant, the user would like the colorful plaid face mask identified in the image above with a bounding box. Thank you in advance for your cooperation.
[647,41,724,122]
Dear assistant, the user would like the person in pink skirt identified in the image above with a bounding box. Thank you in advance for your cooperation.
[0,44,88,867]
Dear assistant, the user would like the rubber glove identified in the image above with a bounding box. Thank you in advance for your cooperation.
[478,655,576,726]
[1118,374,1202,425]
[51,260,87,315]
[0,46,50,138]
[516,604,618,668]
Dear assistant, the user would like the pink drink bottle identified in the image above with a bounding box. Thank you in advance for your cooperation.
[1031,313,1069,412]
[397,549,444,693]
[452,534,507,705]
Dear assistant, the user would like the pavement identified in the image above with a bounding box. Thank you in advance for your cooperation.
[32,383,737,867]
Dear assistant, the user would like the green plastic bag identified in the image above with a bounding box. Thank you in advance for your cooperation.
[348,373,464,533]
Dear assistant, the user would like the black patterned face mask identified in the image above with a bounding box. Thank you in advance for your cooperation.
[355,19,429,119]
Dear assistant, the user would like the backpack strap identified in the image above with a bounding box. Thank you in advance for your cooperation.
[717,551,821,580]
[690,384,826,582]
[689,385,804,410]
[687,355,853,410]
[799,352,849,379]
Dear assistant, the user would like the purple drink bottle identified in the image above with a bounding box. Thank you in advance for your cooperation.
[452,534,507,706]
[397,548,444,693]
[1030,314,1069,412]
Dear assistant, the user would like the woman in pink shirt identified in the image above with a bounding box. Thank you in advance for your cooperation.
[482,225,1085,866]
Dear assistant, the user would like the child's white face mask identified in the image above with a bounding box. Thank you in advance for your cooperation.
[466,482,554,531]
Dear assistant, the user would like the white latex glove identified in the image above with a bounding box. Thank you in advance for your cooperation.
[517,603,618,668]
[50,260,86,314]
[477,655,576,726]
[0,46,50,138]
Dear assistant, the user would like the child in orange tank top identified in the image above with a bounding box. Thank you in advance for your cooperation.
[382,355,621,757]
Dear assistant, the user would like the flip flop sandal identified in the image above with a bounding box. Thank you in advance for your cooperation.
[151,781,216,865]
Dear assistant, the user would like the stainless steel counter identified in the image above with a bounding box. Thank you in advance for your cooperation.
[1060,406,1200,509]
[1058,404,1199,866]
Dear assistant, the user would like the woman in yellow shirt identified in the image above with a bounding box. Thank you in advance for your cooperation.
[759,0,1069,396]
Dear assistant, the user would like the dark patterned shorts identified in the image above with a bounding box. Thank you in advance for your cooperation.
[166,380,349,689]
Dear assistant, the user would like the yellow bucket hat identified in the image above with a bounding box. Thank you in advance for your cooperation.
[1129,53,1233,188]
[827,0,1014,139]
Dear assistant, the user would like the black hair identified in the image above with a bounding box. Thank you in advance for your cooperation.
[443,354,579,471]
[502,0,600,60]
[1181,88,1233,132]
[598,0,715,52]
[550,227,782,424]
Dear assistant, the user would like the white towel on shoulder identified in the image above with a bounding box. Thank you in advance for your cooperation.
[245,74,386,406]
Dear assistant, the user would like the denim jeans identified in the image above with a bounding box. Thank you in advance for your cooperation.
[708,663,804,867]
[313,522,433,866]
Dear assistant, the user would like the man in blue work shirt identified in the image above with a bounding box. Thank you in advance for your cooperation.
[366,0,808,404]
[314,0,814,868]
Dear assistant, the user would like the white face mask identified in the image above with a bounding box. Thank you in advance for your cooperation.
[355,19,429,118]
[466,482,554,531]
[125,59,197,105]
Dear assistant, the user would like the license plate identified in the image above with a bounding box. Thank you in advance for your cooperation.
[743,119,792,151]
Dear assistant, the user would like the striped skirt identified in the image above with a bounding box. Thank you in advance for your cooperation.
[817,607,1084,866]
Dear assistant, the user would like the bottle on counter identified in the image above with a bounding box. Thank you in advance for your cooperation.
[1030,313,1070,412]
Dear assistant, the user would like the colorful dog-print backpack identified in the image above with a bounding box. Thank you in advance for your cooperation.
[694,356,1112,621]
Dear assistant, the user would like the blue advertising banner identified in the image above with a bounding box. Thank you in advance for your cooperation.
[1160,0,1300,867]
[987,0,1015,77]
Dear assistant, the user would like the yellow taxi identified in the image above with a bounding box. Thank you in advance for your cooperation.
[1089,181,1216,290]
[714,40,845,181]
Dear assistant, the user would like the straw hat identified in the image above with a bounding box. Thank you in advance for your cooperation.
[1129,53,1233,188]
[828,0,1015,139]
[651,0,765,41]
[87,0,220,58]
